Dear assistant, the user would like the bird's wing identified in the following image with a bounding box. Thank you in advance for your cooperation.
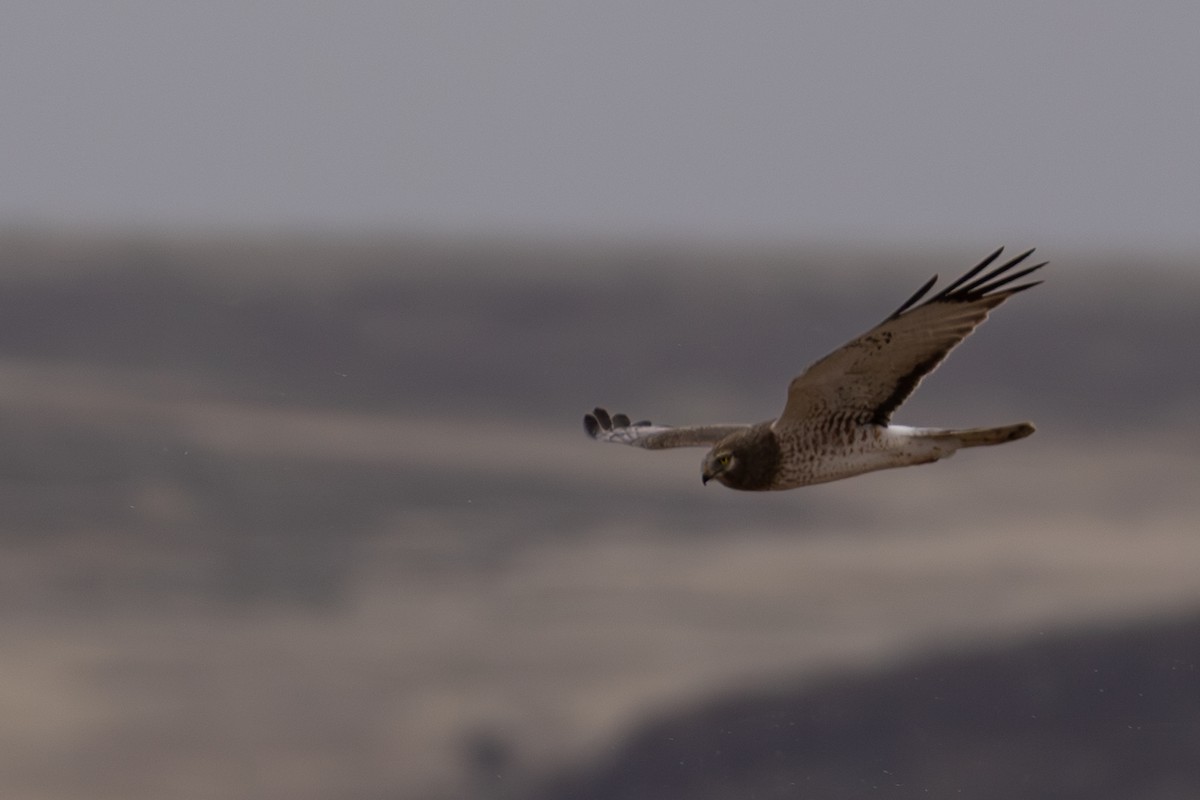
[583,407,748,449]
[778,247,1046,428]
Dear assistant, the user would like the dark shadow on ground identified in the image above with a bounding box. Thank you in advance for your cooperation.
[532,613,1200,800]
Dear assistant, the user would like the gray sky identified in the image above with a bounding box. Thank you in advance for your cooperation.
[3,2,1200,253]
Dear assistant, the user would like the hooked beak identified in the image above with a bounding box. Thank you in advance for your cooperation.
[701,469,713,486]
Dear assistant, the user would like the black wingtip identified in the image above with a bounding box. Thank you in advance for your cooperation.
[933,246,1007,299]
[889,273,939,319]
[585,407,646,438]
[923,247,1047,306]
[1003,279,1044,296]
[954,248,1037,295]
[975,246,1007,269]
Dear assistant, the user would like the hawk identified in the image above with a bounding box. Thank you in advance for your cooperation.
[584,247,1045,491]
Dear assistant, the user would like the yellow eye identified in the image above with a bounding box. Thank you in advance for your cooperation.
[718,454,732,467]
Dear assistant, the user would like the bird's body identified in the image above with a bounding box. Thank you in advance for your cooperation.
[696,420,1033,491]
[584,248,1045,491]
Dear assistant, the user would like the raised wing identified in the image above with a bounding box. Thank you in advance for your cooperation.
[778,247,1046,428]
[583,407,748,450]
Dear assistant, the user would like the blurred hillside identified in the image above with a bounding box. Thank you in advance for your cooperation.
[537,612,1200,800]
[1,232,1196,426]
[0,232,1197,800]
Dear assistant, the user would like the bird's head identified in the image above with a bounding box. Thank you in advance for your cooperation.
[701,427,778,491]
[701,447,739,487]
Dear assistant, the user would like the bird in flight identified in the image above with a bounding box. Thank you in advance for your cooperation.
[584,247,1046,491]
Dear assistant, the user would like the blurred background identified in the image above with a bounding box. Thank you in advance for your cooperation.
[2,4,1199,799]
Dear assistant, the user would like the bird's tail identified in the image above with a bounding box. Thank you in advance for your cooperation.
[927,422,1036,448]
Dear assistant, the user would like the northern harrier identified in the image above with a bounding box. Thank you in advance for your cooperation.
[584,247,1045,491]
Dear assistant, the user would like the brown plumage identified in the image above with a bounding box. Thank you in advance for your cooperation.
[584,247,1045,491]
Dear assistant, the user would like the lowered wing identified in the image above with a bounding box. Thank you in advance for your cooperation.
[584,407,748,450]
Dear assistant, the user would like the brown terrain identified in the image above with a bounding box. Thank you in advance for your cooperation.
[0,233,1197,799]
